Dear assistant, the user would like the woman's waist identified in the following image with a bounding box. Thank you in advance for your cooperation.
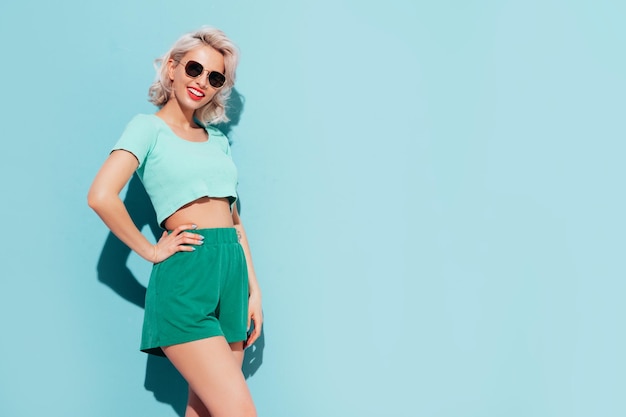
[164,197,234,230]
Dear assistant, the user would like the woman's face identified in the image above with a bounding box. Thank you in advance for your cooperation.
[168,45,226,111]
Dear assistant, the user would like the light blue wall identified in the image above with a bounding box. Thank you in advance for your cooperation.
[1,1,625,416]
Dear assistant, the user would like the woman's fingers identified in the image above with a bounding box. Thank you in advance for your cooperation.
[245,295,263,348]
[154,224,204,262]
[182,231,205,244]
[168,225,204,245]
[173,223,197,233]
[246,317,261,347]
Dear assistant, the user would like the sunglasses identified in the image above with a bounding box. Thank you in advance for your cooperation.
[176,60,226,88]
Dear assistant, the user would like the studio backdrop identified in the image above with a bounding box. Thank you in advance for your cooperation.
[0,1,625,416]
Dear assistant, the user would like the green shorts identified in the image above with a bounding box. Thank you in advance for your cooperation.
[141,228,249,356]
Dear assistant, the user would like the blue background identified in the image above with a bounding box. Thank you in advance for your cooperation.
[1,1,625,416]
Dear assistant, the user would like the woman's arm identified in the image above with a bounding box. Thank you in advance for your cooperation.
[88,150,202,262]
[232,204,263,347]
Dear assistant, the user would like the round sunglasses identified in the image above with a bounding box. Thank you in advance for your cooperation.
[176,59,226,88]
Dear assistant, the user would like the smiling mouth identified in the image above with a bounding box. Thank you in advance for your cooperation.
[187,87,205,100]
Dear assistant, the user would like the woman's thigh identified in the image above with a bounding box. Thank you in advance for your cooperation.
[229,341,245,367]
[163,337,255,417]
[186,341,247,417]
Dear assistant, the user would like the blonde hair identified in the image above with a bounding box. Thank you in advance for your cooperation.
[148,27,239,125]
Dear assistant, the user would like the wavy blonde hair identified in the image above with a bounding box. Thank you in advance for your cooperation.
[148,27,239,125]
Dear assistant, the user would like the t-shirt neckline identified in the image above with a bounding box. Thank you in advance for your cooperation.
[151,114,210,144]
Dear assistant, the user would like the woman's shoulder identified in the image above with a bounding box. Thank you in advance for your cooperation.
[119,114,163,139]
[114,114,160,154]
[127,113,160,127]
[205,124,227,139]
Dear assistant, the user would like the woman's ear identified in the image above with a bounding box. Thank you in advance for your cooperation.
[167,59,176,81]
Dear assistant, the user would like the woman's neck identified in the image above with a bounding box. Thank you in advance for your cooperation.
[157,100,198,128]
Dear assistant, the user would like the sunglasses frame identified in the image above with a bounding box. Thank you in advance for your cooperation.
[174,59,226,89]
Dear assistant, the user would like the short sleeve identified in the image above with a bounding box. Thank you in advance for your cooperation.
[111,114,157,169]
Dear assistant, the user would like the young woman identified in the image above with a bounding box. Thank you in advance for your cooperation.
[88,27,261,417]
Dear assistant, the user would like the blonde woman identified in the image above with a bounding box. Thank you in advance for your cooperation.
[88,27,261,417]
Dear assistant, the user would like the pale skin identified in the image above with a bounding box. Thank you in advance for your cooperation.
[88,44,260,417]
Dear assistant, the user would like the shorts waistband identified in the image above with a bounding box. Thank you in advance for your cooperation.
[174,227,239,244]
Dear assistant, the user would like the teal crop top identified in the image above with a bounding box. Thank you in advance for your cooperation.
[112,114,238,228]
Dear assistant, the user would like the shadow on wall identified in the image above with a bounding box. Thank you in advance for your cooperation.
[215,87,245,140]
[96,89,263,417]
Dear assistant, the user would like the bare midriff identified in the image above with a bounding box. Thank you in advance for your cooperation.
[163,196,234,231]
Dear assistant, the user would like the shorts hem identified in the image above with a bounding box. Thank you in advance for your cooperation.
[225,332,248,345]
[141,330,225,357]
[141,330,249,357]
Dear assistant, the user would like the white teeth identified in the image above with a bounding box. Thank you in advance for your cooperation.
[188,88,204,97]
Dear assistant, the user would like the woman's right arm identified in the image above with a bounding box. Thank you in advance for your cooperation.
[88,150,202,262]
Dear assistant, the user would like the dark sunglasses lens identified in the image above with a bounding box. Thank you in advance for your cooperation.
[185,61,204,77]
[208,72,226,88]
